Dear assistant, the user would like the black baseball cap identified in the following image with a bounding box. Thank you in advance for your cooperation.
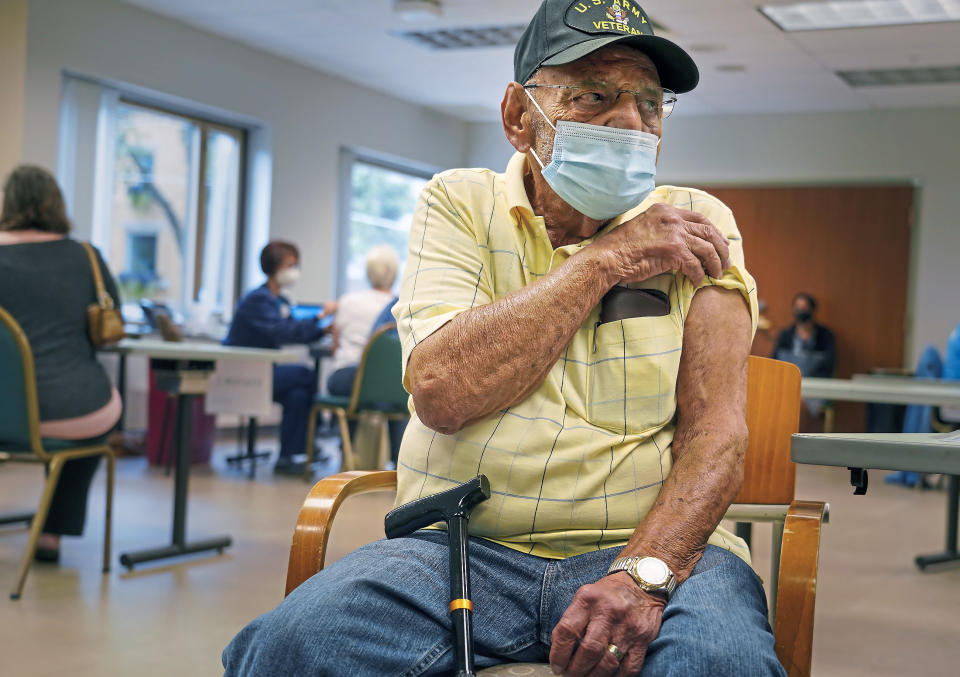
[514,0,699,94]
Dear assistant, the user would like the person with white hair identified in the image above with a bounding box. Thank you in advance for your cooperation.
[325,244,404,464]
[326,244,400,395]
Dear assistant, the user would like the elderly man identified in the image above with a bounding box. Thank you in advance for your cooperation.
[224,1,782,675]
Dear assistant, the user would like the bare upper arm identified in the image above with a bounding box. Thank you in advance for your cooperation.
[675,286,753,437]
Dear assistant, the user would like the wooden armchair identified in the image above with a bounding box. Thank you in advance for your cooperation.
[285,357,827,677]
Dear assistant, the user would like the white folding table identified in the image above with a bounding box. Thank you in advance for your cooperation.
[111,339,301,569]
[792,431,960,570]
[801,376,960,407]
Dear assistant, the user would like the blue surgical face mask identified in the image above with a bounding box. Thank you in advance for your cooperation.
[525,88,659,221]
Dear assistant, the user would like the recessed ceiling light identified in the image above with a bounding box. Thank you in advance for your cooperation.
[760,0,960,31]
[837,64,960,86]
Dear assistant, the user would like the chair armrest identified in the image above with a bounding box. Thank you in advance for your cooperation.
[774,500,827,677]
[285,470,398,597]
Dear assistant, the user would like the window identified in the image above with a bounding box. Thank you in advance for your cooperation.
[338,152,433,297]
[105,101,244,318]
[126,231,158,276]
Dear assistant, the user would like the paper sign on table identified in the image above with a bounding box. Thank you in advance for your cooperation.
[205,359,273,417]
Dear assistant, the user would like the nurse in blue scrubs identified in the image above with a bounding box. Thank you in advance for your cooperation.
[224,240,328,474]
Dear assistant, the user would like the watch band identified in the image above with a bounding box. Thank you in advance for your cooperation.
[607,556,677,600]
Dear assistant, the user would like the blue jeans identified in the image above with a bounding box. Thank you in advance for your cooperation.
[273,365,316,461]
[223,534,785,676]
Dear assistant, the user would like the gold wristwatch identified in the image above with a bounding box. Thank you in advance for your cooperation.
[607,556,677,600]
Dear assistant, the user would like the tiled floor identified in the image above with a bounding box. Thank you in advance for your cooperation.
[1,439,958,676]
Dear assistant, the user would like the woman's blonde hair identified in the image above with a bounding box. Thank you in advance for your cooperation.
[366,245,399,290]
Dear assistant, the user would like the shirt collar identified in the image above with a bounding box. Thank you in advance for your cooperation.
[505,152,537,226]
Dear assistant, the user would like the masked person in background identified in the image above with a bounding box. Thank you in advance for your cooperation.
[772,292,836,428]
[224,241,329,475]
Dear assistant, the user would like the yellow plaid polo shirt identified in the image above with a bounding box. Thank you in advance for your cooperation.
[392,152,758,563]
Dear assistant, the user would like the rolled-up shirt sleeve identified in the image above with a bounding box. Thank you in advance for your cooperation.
[393,174,494,387]
[674,191,759,338]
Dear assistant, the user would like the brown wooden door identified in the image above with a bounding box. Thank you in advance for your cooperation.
[705,185,914,432]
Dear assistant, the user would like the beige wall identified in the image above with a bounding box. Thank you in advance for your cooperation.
[0,0,28,180]
[20,0,468,302]
[465,108,960,367]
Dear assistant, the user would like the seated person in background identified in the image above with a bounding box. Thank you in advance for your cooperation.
[772,292,836,427]
[886,345,943,487]
[326,244,400,391]
[772,292,835,378]
[225,2,781,674]
[224,241,328,475]
[0,165,123,562]
[325,245,404,464]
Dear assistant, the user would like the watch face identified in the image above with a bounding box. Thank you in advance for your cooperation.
[634,558,669,585]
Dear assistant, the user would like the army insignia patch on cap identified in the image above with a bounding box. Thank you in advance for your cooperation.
[565,0,654,37]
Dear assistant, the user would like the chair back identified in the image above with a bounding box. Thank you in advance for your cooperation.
[349,324,408,414]
[0,305,43,455]
[734,356,802,505]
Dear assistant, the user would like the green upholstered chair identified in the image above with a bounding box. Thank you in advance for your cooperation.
[305,324,409,477]
[0,305,115,599]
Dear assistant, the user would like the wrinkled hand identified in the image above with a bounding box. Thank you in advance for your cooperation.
[593,203,730,286]
[550,572,665,677]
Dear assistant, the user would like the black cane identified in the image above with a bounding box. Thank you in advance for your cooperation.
[384,475,491,676]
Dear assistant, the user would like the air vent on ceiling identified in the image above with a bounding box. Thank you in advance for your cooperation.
[395,17,670,51]
[837,65,960,87]
[395,24,527,50]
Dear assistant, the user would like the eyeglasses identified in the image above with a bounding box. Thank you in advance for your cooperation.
[523,83,677,124]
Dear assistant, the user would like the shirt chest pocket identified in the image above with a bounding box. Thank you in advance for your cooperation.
[587,313,683,435]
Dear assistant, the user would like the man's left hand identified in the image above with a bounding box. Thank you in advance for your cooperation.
[549,572,665,676]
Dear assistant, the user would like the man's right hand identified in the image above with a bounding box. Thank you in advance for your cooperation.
[593,203,731,287]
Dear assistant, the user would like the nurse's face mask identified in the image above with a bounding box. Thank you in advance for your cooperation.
[276,266,301,289]
[523,85,664,221]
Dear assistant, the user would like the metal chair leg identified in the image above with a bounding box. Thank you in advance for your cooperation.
[770,518,785,625]
[0,512,35,526]
[103,451,115,574]
[238,416,246,455]
[823,405,836,434]
[10,456,66,600]
[304,406,319,481]
[335,409,354,471]
[377,415,390,470]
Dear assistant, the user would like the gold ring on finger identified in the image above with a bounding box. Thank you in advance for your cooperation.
[606,644,625,662]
